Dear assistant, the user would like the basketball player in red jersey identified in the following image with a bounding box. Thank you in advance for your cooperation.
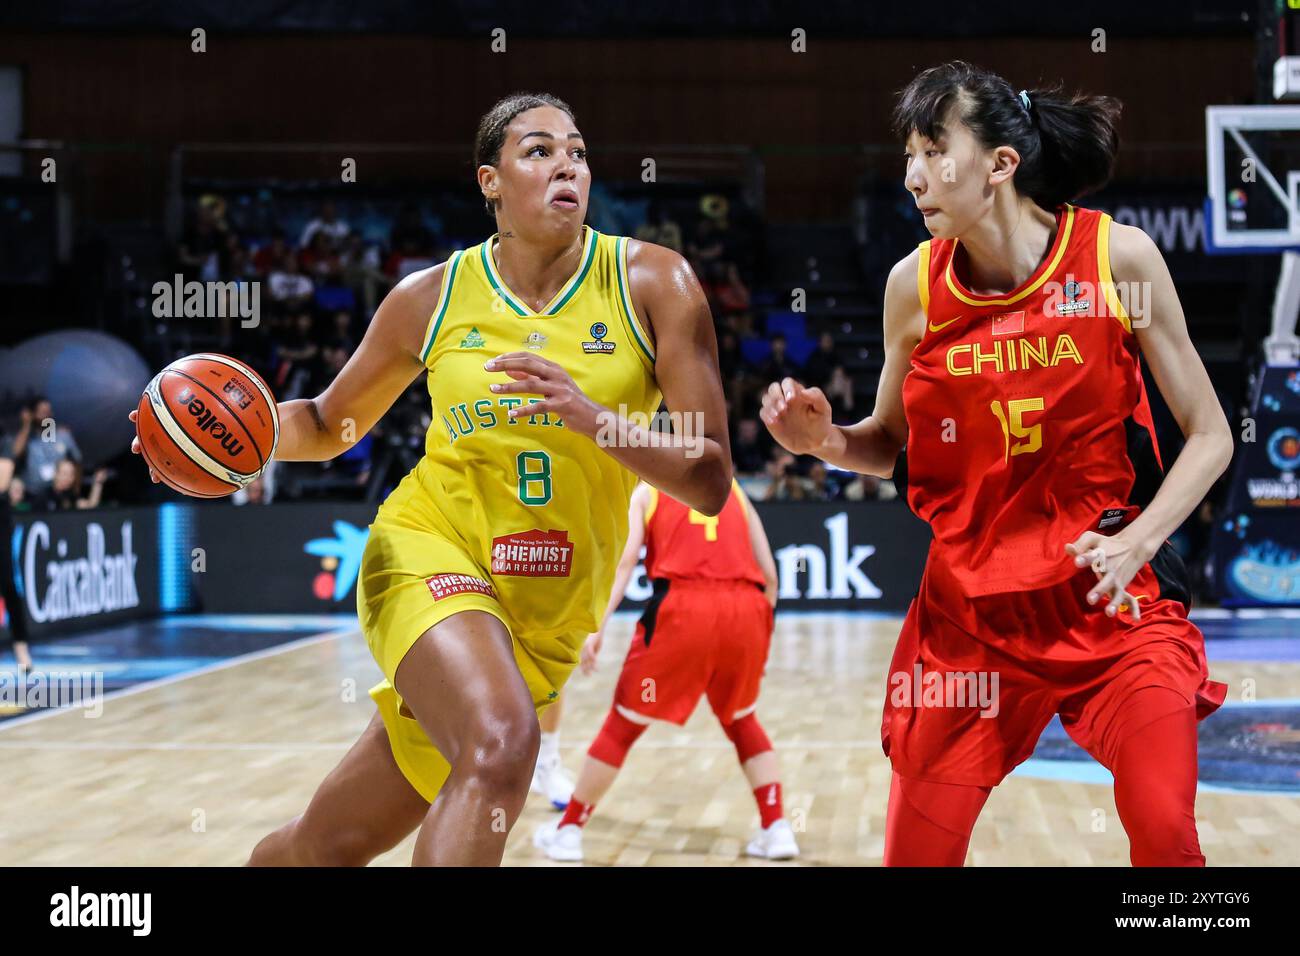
[533,479,798,862]
[762,61,1233,866]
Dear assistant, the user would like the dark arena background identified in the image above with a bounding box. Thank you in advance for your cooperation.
[0,0,1294,929]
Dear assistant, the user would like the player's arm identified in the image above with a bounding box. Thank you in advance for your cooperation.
[581,482,651,674]
[273,265,435,462]
[0,455,12,493]
[624,242,733,514]
[486,242,733,515]
[761,248,919,478]
[1064,223,1234,615]
[738,484,778,607]
[9,409,31,460]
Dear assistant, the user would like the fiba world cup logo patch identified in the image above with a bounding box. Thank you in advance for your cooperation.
[1267,427,1300,472]
[1055,279,1092,316]
[582,321,616,354]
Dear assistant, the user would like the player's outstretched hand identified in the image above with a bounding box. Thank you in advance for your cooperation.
[127,409,161,484]
[1065,531,1148,620]
[580,631,603,676]
[759,377,835,456]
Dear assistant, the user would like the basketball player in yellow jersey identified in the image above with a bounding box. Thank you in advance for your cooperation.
[233,94,732,866]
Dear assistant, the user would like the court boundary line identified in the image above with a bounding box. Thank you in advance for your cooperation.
[0,626,358,734]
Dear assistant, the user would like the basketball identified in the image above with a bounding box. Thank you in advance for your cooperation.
[135,353,279,498]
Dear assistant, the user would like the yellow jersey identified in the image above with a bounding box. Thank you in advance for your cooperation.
[372,225,662,639]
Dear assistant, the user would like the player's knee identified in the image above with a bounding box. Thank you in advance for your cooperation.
[587,708,647,768]
[1118,793,1204,866]
[294,812,385,867]
[722,712,772,763]
[1127,816,1204,867]
[460,707,540,800]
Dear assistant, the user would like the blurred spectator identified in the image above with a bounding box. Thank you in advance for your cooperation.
[727,308,758,338]
[268,254,315,314]
[253,228,293,275]
[300,230,343,283]
[33,460,105,511]
[764,450,811,501]
[635,202,683,253]
[710,262,752,318]
[320,340,350,388]
[387,204,437,279]
[8,397,83,498]
[0,440,29,673]
[825,366,857,420]
[233,476,268,506]
[806,462,837,501]
[178,194,229,281]
[337,433,374,487]
[803,331,839,390]
[759,334,801,386]
[275,312,323,392]
[221,231,253,280]
[733,418,769,476]
[299,200,350,250]
[687,217,727,274]
[232,461,277,505]
[340,233,390,317]
[717,329,751,412]
[328,310,357,357]
[7,476,29,513]
[842,474,882,502]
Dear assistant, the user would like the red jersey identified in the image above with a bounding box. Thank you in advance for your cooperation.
[643,482,766,586]
[901,204,1165,597]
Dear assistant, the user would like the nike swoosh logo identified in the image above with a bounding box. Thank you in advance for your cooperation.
[927,315,962,333]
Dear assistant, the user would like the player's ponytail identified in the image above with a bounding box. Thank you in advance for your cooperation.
[893,61,1122,209]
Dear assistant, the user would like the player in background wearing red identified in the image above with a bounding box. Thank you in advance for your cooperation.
[762,61,1232,866]
[530,694,574,810]
[533,480,797,862]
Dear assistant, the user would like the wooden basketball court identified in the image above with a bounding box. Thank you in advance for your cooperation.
[0,613,1295,867]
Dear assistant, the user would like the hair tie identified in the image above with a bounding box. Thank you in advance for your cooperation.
[1017,90,1032,113]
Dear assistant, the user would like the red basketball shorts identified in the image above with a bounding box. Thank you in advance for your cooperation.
[881,542,1227,787]
[614,578,774,725]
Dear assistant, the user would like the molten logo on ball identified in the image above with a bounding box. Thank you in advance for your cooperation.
[137,353,278,498]
[175,387,246,458]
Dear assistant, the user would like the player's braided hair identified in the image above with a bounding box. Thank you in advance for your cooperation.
[892,60,1121,209]
[474,92,577,217]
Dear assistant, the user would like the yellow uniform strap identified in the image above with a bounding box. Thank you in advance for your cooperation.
[419,250,465,362]
[643,485,659,525]
[1096,213,1132,333]
[916,240,931,318]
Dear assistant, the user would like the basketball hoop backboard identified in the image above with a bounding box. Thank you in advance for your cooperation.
[1206,105,1300,253]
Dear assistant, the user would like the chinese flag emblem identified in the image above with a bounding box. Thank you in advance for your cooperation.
[991,311,1025,336]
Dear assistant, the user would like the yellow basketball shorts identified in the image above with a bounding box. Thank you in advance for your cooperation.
[357,519,585,803]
